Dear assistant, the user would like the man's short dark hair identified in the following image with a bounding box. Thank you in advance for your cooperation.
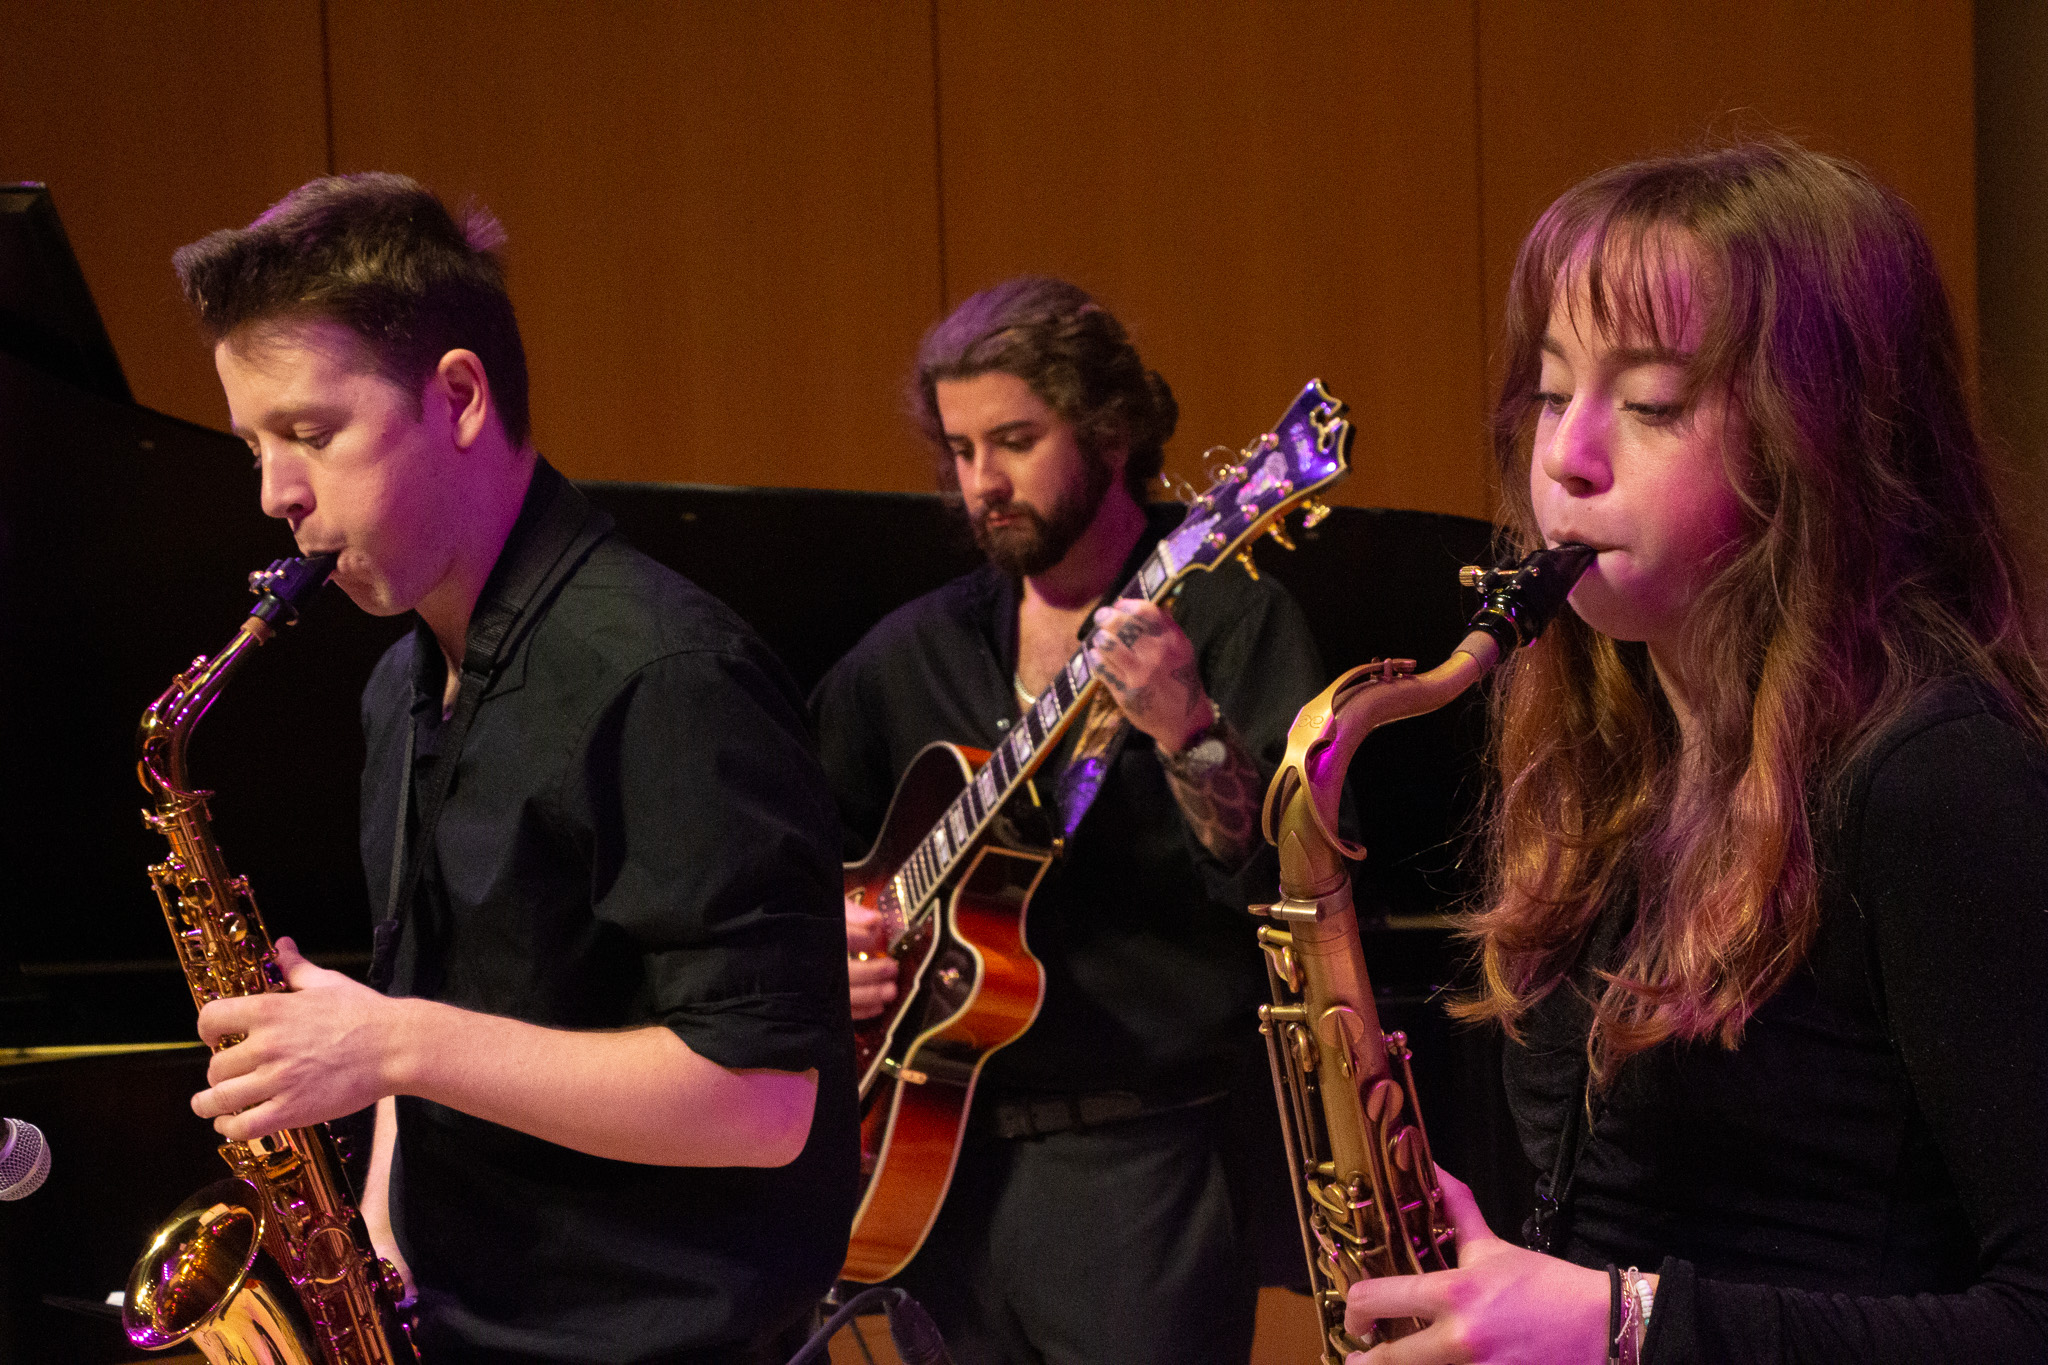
[173,172,531,448]
[911,276,1177,501]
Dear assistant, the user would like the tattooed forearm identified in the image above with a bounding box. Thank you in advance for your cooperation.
[1158,716,1262,865]
[1086,607,1207,749]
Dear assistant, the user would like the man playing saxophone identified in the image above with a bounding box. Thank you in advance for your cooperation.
[169,173,858,1364]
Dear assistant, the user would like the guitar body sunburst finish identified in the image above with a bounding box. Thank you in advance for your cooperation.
[841,741,1051,1283]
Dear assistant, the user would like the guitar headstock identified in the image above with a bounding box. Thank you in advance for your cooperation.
[1158,380,1353,580]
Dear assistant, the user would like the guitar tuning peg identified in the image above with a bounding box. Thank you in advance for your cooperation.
[1267,522,1296,552]
[1237,551,1261,582]
[1459,566,1486,588]
[1301,500,1333,528]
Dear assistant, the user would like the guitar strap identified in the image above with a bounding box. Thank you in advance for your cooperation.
[1050,691,1130,842]
[367,468,612,996]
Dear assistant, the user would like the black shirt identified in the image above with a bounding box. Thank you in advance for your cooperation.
[1506,683,2048,1361]
[359,462,859,1364]
[808,503,1328,1097]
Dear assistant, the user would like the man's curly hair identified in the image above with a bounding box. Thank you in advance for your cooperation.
[910,276,1177,501]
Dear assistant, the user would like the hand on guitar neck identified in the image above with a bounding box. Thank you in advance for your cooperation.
[1083,599,1216,753]
[846,900,898,1020]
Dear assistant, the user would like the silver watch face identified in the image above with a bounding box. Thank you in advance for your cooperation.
[1180,735,1228,773]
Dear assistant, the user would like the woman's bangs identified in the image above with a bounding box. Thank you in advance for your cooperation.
[1566,217,1709,366]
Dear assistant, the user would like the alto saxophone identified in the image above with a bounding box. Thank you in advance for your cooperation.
[122,555,419,1365]
[1254,543,1594,1362]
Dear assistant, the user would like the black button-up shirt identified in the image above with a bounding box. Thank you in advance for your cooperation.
[359,462,857,1363]
[810,502,1329,1097]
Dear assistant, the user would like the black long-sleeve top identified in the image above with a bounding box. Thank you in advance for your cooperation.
[1505,683,2048,1361]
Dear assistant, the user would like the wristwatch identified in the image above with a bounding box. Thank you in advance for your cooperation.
[1161,711,1231,780]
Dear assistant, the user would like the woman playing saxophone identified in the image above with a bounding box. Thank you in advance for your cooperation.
[1344,141,2048,1363]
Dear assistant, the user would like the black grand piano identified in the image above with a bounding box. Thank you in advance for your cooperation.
[0,184,1524,1361]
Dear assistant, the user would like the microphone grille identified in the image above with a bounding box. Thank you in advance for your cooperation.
[0,1119,50,1200]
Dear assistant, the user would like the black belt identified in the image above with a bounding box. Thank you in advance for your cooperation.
[984,1086,1229,1140]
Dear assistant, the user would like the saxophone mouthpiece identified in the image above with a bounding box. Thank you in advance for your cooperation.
[246,554,338,629]
[1461,542,1596,652]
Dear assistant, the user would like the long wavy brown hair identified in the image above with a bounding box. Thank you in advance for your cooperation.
[1461,141,2048,1082]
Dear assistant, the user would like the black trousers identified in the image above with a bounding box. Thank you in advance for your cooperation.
[893,1100,1261,1365]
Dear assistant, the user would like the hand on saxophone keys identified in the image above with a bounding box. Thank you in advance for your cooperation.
[191,936,404,1141]
[1341,1166,1636,1365]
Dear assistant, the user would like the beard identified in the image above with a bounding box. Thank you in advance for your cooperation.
[969,451,1116,577]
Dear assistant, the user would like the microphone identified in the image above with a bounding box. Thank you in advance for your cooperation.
[0,1118,49,1200]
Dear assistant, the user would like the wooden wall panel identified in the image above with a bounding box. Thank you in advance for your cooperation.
[325,1,943,491]
[0,0,328,432]
[935,1,1492,519]
[0,3,1980,521]
[1475,1,1977,388]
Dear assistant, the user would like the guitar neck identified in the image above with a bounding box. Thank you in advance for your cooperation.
[888,541,1181,931]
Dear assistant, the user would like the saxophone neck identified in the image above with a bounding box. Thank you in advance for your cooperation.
[137,552,337,801]
[138,617,273,802]
[1261,629,1504,909]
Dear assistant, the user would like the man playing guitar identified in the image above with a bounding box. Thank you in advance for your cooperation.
[810,277,1330,1364]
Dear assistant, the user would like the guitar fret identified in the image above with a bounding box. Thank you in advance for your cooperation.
[1050,671,1074,709]
[1066,654,1089,690]
[976,766,997,808]
[947,805,968,845]
[1009,727,1032,764]
[1035,690,1058,729]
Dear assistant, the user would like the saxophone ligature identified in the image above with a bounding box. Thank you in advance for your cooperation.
[1253,542,1594,1362]
[123,554,420,1365]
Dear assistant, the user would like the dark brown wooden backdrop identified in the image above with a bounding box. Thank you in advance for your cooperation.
[0,2,1978,522]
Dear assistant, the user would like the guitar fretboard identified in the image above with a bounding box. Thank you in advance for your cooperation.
[889,544,1179,929]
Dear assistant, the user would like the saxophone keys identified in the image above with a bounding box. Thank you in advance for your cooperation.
[1318,1006,1371,1079]
[302,1223,359,1286]
[377,1256,409,1300]
[1364,1076,1405,1124]
[1285,1022,1318,1074]
[1389,1123,1421,1172]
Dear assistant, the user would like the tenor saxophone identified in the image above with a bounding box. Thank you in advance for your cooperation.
[122,554,419,1365]
[1254,543,1594,1362]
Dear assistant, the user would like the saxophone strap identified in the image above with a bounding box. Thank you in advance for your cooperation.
[369,464,613,995]
[1523,892,1632,1254]
[1525,1065,1595,1255]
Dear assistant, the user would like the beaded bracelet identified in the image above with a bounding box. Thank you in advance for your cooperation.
[1621,1266,1653,1361]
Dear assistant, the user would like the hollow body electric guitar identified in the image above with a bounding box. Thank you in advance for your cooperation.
[840,380,1355,1282]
